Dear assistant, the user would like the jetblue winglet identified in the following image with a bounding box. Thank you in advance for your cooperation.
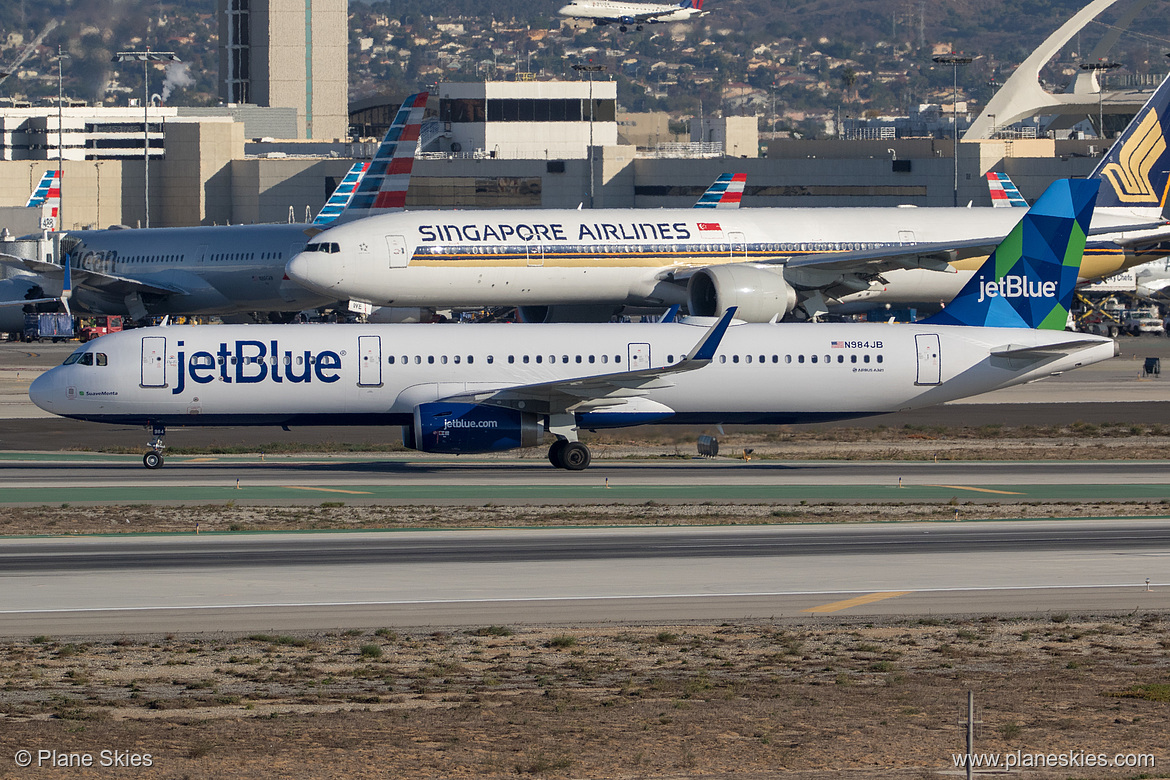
[1089,73,1170,211]
[925,179,1098,330]
[659,304,680,323]
[694,173,746,209]
[686,306,737,362]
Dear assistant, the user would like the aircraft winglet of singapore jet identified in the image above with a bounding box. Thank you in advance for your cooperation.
[558,0,705,31]
[286,77,1170,324]
[0,92,429,324]
[30,178,1116,471]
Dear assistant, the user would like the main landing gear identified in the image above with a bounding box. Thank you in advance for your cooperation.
[546,414,591,470]
[143,424,166,469]
[548,439,591,470]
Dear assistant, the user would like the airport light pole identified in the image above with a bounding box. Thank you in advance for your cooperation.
[113,50,179,228]
[1079,61,1120,140]
[933,54,972,207]
[53,46,69,230]
[572,63,605,209]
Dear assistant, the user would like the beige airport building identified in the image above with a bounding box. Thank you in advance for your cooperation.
[0,0,1154,234]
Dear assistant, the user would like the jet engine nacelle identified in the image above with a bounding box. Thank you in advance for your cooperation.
[687,265,797,322]
[405,402,541,454]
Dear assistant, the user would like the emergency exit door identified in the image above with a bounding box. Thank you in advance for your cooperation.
[140,337,166,388]
[628,342,650,371]
[914,333,941,385]
[357,335,382,386]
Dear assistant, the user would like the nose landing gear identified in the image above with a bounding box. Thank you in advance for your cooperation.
[143,424,166,469]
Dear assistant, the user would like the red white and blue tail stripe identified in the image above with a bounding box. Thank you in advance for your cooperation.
[693,173,746,209]
[26,169,61,229]
[986,172,1027,208]
[341,91,428,220]
[312,162,369,225]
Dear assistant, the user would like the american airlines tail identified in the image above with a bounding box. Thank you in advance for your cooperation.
[925,178,1097,329]
[694,173,746,209]
[1089,74,1170,213]
[986,172,1027,208]
[25,169,61,230]
[311,162,370,226]
[337,91,429,222]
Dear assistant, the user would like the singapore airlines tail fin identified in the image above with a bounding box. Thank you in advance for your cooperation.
[25,169,61,230]
[694,173,746,209]
[311,162,370,226]
[924,178,1098,330]
[986,172,1028,208]
[1089,73,1170,212]
[336,91,429,223]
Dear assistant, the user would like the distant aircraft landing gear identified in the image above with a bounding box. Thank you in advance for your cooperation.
[143,424,166,469]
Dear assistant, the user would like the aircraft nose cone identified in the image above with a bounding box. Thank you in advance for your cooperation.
[28,370,59,414]
[285,251,347,295]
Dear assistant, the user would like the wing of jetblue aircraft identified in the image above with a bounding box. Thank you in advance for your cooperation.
[444,308,736,416]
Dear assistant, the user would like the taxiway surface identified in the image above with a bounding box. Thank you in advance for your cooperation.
[1,520,1166,636]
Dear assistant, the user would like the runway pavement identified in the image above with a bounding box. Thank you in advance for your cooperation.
[1,455,1168,504]
[0,520,1166,636]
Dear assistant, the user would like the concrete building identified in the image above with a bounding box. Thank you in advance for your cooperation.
[218,0,348,139]
[434,80,618,159]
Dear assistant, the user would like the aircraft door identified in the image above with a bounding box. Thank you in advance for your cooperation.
[728,232,746,259]
[898,230,915,245]
[914,333,941,385]
[357,335,382,387]
[386,235,409,268]
[527,244,544,267]
[628,342,650,371]
[196,244,209,265]
[140,336,167,388]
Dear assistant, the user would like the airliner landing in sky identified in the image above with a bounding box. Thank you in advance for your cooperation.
[31,180,1115,470]
[558,0,706,30]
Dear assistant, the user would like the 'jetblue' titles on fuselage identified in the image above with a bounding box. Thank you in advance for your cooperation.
[172,340,341,395]
[418,222,694,244]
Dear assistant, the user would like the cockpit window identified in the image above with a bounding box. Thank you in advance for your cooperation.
[79,353,94,366]
[63,352,81,365]
[304,242,341,254]
[96,353,107,367]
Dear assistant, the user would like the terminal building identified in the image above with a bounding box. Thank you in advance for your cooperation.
[0,0,1155,232]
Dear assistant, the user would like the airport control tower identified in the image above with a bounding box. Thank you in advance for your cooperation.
[217,0,348,140]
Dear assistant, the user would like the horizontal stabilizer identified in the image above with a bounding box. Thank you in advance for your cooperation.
[991,338,1112,359]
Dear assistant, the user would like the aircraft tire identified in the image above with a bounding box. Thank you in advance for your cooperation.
[548,439,568,468]
[561,442,591,471]
[143,452,164,469]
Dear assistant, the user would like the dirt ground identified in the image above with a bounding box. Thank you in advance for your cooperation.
[0,618,1166,779]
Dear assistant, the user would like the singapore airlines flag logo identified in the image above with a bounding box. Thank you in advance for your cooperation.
[1099,108,1166,203]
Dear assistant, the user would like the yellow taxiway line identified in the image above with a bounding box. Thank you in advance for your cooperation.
[802,591,912,614]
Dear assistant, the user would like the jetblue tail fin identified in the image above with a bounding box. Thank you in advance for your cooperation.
[1089,74,1170,211]
[986,172,1028,208]
[693,173,745,209]
[924,178,1098,330]
[336,90,429,222]
[312,162,369,226]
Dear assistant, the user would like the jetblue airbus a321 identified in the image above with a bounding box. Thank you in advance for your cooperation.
[30,179,1116,470]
